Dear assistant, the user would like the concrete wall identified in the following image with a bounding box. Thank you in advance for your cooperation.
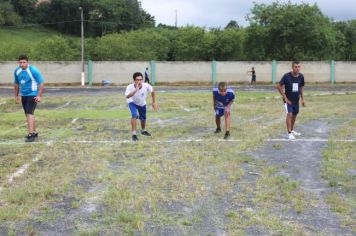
[155,62,211,83]
[1,61,355,85]
[217,61,272,83]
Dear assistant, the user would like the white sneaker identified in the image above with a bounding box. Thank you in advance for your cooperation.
[288,133,296,140]
[291,130,301,136]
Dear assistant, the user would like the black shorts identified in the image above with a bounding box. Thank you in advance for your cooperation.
[21,96,37,114]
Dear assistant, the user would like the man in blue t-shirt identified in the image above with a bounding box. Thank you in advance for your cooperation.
[276,61,305,140]
[213,82,235,139]
[14,54,44,142]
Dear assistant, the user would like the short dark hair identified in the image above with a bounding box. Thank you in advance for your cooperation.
[18,54,28,61]
[133,72,143,80]
[292,61,300,66]
[218,81,227,90]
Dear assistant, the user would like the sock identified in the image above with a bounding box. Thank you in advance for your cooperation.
[132,131,137,135]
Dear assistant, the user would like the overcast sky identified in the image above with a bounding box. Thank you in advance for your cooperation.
[141,0,356,28]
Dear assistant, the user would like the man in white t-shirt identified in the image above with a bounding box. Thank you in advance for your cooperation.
[125,72,158,141]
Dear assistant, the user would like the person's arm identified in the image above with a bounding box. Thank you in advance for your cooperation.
[14,84,20,103]
[151,91,158,110]
[34,83,44,103]
[225,99,234,113]
[276,83,291,104]
[126,85,139,98]
[213,94,217,110]
[300,86,305,107]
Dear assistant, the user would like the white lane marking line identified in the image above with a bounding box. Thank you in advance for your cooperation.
[57,101,71,109]
[0,154,41,193]
[71,118,79,124]
[0,138,355,146]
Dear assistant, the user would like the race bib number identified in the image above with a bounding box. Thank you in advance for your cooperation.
[292,83,299,92]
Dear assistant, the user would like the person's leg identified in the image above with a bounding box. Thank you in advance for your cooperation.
[128,103,139,135]
[215,116,221,130]
[286,113,293,133]
[223,111,231,139]
[224,111,231,133]
[138,105,151,136]
[291,113,297,131]
[26,114,35,133]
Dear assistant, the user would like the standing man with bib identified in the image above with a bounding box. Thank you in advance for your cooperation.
[14,54,44,142]
[276,61,305,140]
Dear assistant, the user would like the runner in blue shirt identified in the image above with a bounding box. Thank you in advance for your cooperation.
[14,54,44,142]
[276,61,305,140]
[213,82,235,139]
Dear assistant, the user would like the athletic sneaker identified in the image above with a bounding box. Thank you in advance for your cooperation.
[141,131,151,136]
[224,132,230,140]
[132,135,138,141]
[214,128,221,133]
[24,132,38,139]
[287,133,296,140]
[291,130,301,136]
[25,133,36,142]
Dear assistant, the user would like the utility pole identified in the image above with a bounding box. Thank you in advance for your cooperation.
[79,6,85,86]
[175,9,177,27]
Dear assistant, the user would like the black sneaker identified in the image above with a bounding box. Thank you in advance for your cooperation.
[24,132,38,139]
[132,135,138,141]
[141,131,151,136]
[25,133,36,142]
[224,132,230,140]
[214,128,221,133]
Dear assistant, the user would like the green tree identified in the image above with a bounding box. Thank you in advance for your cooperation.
[334,20,356,60]
[32,35,77,60]
[0,2,21,26]
[35,0,154,37]
[10,0,37,23]
[175,26,207,61]
[245,2,344,60]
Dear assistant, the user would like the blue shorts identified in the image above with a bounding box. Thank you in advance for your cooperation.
[284,103,299,114]
[128,103,147,120]
[215,108,227,117]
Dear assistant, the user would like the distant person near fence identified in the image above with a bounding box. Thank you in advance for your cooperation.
[247,67,256,87]
[14,54,44,142]
[276,61,305,140]
[125,72,158,141]
[144,67,150,84]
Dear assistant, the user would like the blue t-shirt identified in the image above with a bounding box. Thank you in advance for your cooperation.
[279,72,304,104]
[213,87,235,109]
[14,65,44,96]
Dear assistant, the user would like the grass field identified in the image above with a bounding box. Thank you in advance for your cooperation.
[0,88,355,235]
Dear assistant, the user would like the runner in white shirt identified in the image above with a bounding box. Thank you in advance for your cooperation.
[125,72,158,141]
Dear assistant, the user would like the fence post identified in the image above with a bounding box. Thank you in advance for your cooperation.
[212,60,217,85]
[272,60,277,84]
[331,60,335,84]
[88,60,93,86]
[150,60,155,85]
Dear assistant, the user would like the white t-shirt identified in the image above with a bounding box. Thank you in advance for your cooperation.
[125,82,153,106]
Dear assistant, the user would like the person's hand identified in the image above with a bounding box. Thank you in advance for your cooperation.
[285,98,292,105]
[301,99,306,107]
[15,95,20,104]
[34,96,41,103]
[152,102,158,111]
[224,106,231,115]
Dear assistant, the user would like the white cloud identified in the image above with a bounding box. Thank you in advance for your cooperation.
[141,0,356,28]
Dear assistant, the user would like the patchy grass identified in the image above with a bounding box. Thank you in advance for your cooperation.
[322,119,356,232]
[0,90,355,234]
